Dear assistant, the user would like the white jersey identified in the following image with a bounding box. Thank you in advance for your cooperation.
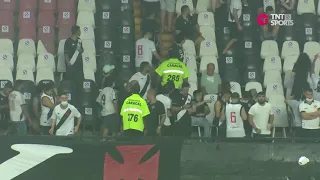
[9,91,26,122]
[225,103,245,137]
[156,94,172,126]
[135,38,156,67]
[96,87,117,116]
[129,72,151,99]
[51,104,81,136]
[40,93,55,126]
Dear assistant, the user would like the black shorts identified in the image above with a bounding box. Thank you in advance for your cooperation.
[102,114,120,133]
[142,1,160,16]
[229,22,242,40]
[297,128,320,137]
[247,0,264,10]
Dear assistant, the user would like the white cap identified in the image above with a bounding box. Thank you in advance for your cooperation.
[298,156,310,166]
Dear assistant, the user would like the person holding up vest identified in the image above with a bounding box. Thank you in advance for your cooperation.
[155,48,189,89]
[120,81,150,136]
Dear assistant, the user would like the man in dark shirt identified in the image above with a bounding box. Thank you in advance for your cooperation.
[170,82,193,137]
[0,82,12,132]
[170,32,185,62]
[146,88,166,136]
[64,25,84,109]
[240,91,256,137]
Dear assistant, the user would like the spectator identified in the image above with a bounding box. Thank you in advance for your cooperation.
[298,88,320,137]
[118,82,132,112]
[291,53,312,100]
[146,88,166,136]
[285,96,302,137]
[191,90,211,138]
[100,64,116,89]
[142,0,160,18]
[278,0,296,13]
[96,80,119,138]
[160,0,175,32]
[248,92,274,138]
[211,0,224,13]
[129,62,152,99]
[213,91,231,136]
[240,91,256,136]
[246,0,264,15]
[221,81,231,95]
[32,84,43,124]
[8,83,32,135]
[200,63,222,95]
[120,81,150,136]
[49,93,82,136]
[171,32,185,62]
[260,6,279,41]
[156,81,174,135]
[40,83,57,135]
[170,82,193,137]
[135,31,161,70]
[175,5,204,53]
[0,82,12,132]
[222,0,242,54]
[155,48,189,89]
[141,10,159,37]
[64,25,84,109]
[221,92,247,138]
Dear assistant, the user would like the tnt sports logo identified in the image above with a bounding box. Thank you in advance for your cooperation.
[257,14,294,26]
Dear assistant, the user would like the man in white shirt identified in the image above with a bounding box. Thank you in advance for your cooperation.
[129,62,152,99]
[248,92,274,137]
[40,83,57,135]
[135,31,161,70]
[8,83,32,135]
[96,80,119,137]
[49,93,81,136]
[222,0,243,54]
[298,88,320,137]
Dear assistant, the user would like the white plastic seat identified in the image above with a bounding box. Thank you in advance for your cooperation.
[80,26,95,41]
[266,83,284,98]
[57,39,66,73]
[303,41,320,59]
[199,40,218,57]
[0,39,13,54]
[271,105,289,128]
[283,55,298,72]
[176,0,194,15]
[36,68,54,85]
[17,39,36,57]
[37,53,56,72]
[281,41,300,59]
[0,53,13,71]
[245,82,263,93]
[17,54,36,72]
[263,56,282,72]
[182,40,196,56]
[230,82,242,97]
[196,0,211,13]
[78,0,96,13]
[82,52,97,72]
[200,56,219,73]
[188,81,198,97]
[82,39,96,55]
[198,12,215,27]
[200,26,216,41]
[84,68,95,82]
[0,68,13,85]
[16,68,34,82]
[269,94,285,104]
[263,0,276,12]
[297,0,316,15]
[184,56,198,82]
[204,94,218,125]
[76,11,95,27]
[264,70,282,87]
[37,40,48,55]
[261,40,279,59]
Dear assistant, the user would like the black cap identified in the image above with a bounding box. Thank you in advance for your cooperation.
[231,92,240,99]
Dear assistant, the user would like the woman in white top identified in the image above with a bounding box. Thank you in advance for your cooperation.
[40,83,56,135]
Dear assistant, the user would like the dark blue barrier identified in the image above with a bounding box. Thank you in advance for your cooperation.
[0,136,183,180]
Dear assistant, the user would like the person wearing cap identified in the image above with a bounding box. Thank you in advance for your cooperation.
[64,25,84,109]
[155,48,189,89]
[0,82,12,132]
[248,91,274,138]
[220,92,247,138]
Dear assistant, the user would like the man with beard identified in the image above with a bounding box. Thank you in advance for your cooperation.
[169,82,194,137]
[248,92,274,138]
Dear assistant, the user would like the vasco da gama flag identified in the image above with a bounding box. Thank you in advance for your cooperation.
[0,136,183,180]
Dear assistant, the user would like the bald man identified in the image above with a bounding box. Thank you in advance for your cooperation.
[200,63,221,94]
[146,88,166,136]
